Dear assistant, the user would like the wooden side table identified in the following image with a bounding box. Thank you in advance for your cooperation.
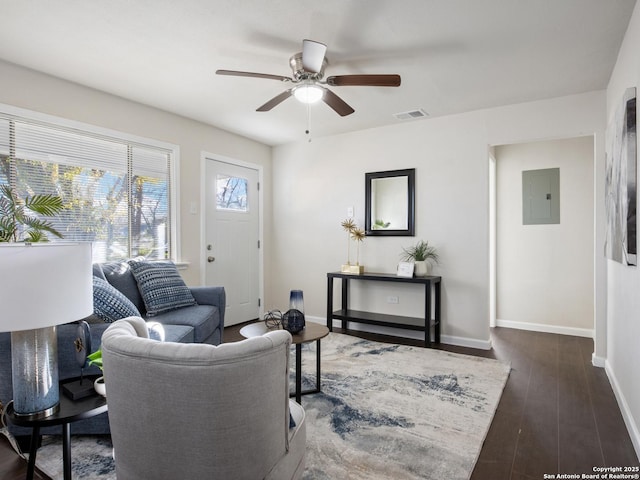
[240,322,329,403]
[5,377,108,480]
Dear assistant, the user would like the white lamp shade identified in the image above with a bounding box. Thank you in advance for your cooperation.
[0,243,93,332]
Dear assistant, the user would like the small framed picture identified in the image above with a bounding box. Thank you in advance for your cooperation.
[397,261,414,278]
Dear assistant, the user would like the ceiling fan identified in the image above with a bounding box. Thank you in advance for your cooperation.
[216,39,401,117]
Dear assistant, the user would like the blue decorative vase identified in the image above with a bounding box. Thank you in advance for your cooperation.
[289,290,304,313]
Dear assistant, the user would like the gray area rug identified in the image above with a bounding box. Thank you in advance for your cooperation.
[33,332,510,480]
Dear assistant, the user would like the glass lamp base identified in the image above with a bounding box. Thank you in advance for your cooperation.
[11,327,60,419]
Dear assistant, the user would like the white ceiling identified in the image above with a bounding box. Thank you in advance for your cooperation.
[1,0,636,146]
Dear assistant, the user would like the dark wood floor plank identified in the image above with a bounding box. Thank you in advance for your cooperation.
[511,407,559,478]
[472,460,513,480]
[559,422,605,473]
[476,407,521,463]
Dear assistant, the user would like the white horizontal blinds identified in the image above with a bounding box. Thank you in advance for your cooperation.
[0,118,9,185]
[130,146,170,259]
[13,120,128,173]
[0,112,173,261]
[0,118,9,156]
[12,121,131,257]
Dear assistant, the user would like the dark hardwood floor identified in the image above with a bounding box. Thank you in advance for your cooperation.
[2,325,637,480]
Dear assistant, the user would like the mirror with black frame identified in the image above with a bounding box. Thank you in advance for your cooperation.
[365,168,415,236]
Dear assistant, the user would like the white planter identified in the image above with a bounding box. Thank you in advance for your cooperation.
[94,376,106,397]
[414,261,429,277]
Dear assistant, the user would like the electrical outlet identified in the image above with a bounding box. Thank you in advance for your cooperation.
[387,296,399,304]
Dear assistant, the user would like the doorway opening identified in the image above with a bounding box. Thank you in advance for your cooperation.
[489,136,595,338]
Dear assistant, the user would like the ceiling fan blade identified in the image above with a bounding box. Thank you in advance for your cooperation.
[321,88,355,117]
[256,89,293,112]
[216,69,291,82]
[326,74,401,87]
[302,39,327,73]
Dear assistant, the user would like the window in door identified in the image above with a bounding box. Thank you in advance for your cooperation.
[216,174,248,212]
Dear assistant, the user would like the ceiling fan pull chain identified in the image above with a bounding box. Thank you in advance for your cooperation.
[306,103,312,142]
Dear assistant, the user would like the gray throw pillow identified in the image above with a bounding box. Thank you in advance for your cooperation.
[93,276,141,322]
[128,260,196,316]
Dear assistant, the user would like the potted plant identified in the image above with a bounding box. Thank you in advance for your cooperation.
[401,240,439,277]
[87,349,106,397]
[0,185,64,242]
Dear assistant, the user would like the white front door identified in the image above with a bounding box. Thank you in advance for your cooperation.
[205,158,260,326]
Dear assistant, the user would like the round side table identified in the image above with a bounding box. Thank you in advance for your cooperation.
[240,321,329,403]
[6,377,108,480]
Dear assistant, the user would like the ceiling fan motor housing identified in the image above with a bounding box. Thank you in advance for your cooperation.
[289,52,327,81]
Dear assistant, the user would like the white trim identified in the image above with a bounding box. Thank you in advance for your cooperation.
[441,334,492,350]
[199,151,264,319]
[605,359,640,459]
[591,353,606,368]
[312,316,492,350]
[495,318,594,338]
[171,148,181,262]
[0,101,181,262]
[488,150,497,329]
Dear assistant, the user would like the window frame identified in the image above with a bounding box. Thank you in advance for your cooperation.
[0,102,180,261]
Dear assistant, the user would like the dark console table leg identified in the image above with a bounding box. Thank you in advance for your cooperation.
[341,278,349,330]
[434,280,441,343]
[424,281,432,347]
[327,276,333,331]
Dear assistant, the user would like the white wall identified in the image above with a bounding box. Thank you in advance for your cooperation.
[272,91,606,350]
[605,1,640,457]
[495,137,595,336]
[0,59,273,291]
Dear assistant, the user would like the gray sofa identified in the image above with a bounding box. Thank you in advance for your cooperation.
[0,260,225,437]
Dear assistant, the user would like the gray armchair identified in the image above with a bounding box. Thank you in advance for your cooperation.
[101,317,306,480]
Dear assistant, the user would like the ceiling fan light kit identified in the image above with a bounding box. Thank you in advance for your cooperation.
[293,83,324,104]
[216,39,401,117]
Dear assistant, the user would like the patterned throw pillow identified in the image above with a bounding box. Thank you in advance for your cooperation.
[128,260,196,317]
[93,276,141,323]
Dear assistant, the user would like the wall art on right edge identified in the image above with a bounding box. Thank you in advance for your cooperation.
[605,86,637,266]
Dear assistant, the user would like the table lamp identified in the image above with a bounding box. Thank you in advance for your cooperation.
[0,242,93,419]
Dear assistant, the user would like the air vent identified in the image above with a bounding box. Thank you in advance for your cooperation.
[393,108,429,120]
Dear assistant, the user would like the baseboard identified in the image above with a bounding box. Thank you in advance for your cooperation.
[441,334,492,351]
[311,316,492,350]
[604,359,640,460]
[591,353,606,368]
[495,319,594,338]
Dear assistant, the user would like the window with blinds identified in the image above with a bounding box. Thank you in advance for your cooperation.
[0,113,174,261]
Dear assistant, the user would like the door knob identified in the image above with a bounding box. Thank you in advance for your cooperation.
[207,256,215,263]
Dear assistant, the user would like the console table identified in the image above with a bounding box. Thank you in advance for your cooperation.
[326,272,442,347]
